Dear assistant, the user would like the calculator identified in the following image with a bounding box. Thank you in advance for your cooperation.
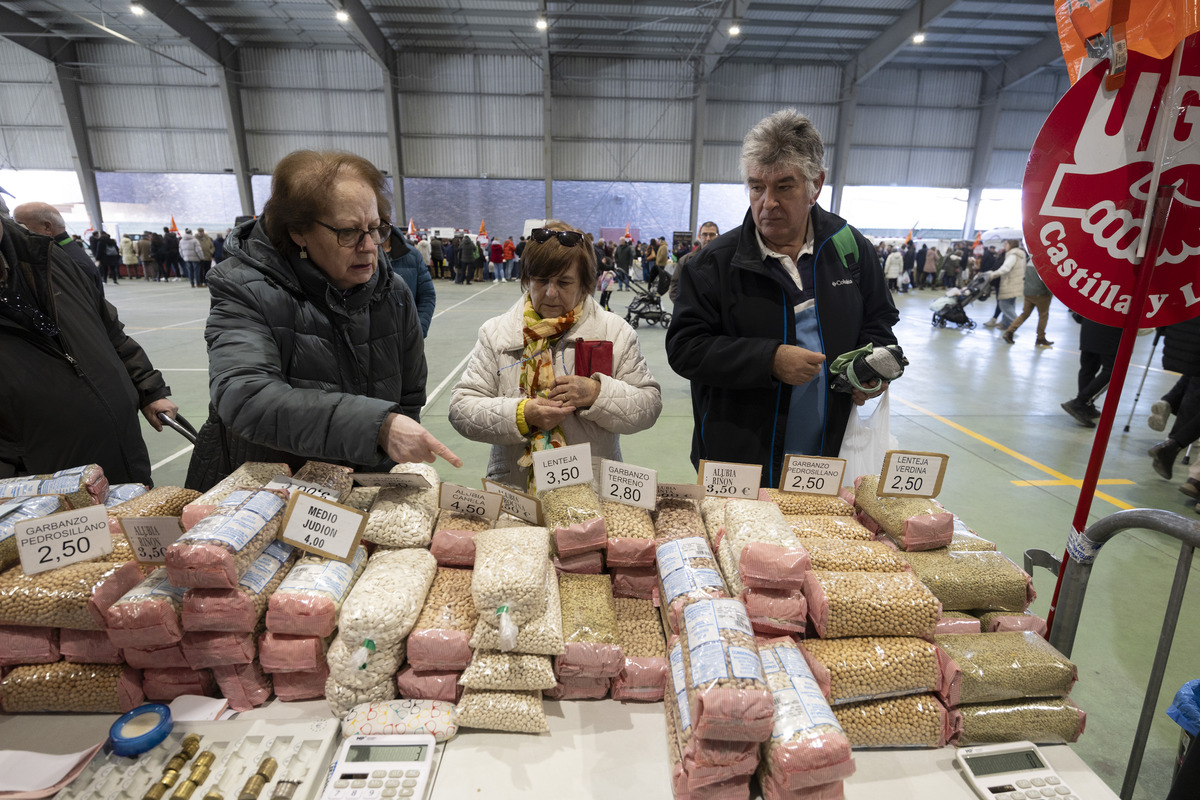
[320,734,437,800]
[955,742,1079,800]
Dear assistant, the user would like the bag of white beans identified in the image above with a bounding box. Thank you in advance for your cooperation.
[339,547,437,652]
[106,567,189,647]
[853,475,953,551]
[455,687,548,734]
[395,665,463,704]
[407,568,478,672]
[165,489,287,589]
[265,545,368,637]
[327,635,405,690]
[461,650,556,691]
[656,536,730,635]
[326,674,395,717]
[181,462,288,530]
[469,569,564,656]
[719,499,812,591]
[472,526,552,640]
[363,477,440,549]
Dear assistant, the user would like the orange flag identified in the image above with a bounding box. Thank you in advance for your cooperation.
[479,219,487,236]
[407,218,416,236]
[972,231,982,249]
[624,222,630,237]
[904,227,914,245]
[169,216,179,233]
[1055,0,1198,83]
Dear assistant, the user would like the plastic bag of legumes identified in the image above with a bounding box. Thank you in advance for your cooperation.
[469,569,564,656]
[0,625,59,666]
[800,636,949,706]
[104,483,149,508]
[935,632,1076,706]
[975,610,1047,636]
[538,483,607,557]
[656,536,730,636]
[212,661,272,712]
[653,498,706,544]
[362,465,441,549]
[803,571,941,640]
[472,527,551,645]
[761,488,854,517]
[603,500,656,568]
[0,560,140,631]
[1,662,142,713]
[553,550,604,575]
[124,643,188,670]
[784,514,874,542]
[182,541,297,633]
[180,628,257,669]
[610,566,656,600]
[954,697,1085,745]
[142,666,215,702]
[720,499,811,591]
[610,597,667,702]
[107,486,200,537]
[181,462,288,530]
[165,489,288,589]
[758,638,855,789]
[853,475,952,551]
[0,464,108,508]
[902,550,1034,613]
[407,568,478,672]
[544,676,610,701]
[832,693,958,747]
[556,573,624,678]
[106,567,189,647]
[265,546,368,638]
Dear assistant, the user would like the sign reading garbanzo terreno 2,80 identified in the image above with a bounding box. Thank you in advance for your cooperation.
[1022,37,1200,328]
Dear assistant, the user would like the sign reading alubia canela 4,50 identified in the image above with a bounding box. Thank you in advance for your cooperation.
[1022,36,1200,327]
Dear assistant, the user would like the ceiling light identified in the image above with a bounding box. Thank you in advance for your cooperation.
[535,18,548,30]
[912,31,926,44]
[336,9,350,23]
[130,3,144,14]
[729,24,741,36]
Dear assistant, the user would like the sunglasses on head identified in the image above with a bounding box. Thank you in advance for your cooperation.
[530,228,587,247]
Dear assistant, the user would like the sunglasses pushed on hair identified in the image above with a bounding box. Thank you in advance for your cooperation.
[530,227,589,247]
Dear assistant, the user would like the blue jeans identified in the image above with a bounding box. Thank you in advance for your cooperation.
[998,297,1017,329]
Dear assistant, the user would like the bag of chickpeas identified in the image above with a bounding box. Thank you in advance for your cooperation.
[538,483,607,557]
[762,488,854,517]
[853,475,954,551]
[407,568,478,671]
[976,610,1048,636]
[0,464,108,508]
[1,662,143,713]
[104,482,149,508]
[832,693,958,748]
[803,571,941,640]
[784,514,874,542]
[602,500,656,567]
[610,597,667,702]
[59,628,122,664]
[165,488,288,589]
[800,636,950,706]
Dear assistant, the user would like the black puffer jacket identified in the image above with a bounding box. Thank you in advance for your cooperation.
[1162,316,1200,376]
[0,217,169,483]
[666,205,899,487]
[185,217,426,489]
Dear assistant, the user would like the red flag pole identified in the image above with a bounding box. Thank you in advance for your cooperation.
[1045,185,1177,633]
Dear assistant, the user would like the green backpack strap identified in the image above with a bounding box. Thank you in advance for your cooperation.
[830,224,859,271]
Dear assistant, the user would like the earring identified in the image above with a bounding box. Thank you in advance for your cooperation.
[299,246,308,259]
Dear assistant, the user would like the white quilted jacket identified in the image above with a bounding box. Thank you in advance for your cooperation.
[449,295,663,487]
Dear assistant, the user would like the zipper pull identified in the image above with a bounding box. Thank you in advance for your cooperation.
[63,352,84,376]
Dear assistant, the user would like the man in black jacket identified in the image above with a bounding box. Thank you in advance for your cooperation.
[0,215,178,484]
[13,201,104,294]
[666,109,899,487]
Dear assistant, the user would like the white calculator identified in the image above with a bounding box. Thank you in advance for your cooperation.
[320,734,437,800]
[955,742,1078,800]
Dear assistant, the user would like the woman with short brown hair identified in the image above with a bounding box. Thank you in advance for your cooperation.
[449,220,661,489]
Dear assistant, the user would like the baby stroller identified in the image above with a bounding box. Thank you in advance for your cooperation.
[623,269,672,329]
[930,271,992,329]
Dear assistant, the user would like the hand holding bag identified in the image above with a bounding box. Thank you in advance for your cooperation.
[838,390,897,481]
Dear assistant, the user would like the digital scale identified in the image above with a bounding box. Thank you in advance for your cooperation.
[319,734,437,800]
[955,742,1079,800]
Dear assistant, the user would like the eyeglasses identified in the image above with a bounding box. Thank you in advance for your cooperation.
[313,219,391,248]
[530,228,588,247]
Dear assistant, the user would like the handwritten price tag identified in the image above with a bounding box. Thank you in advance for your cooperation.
[657,482,706,501]
[122,516,185,565]
[532,443,593,490]
[439,484,502,520]
[265,475,343,503]
[599,459,657,510]
[697,460,762,499]
[780,456,845,496]
[279,493,366,562]
[877,451,948,498]
[481,480,543,525]
[16,505,112,576]
[352,472,433,489]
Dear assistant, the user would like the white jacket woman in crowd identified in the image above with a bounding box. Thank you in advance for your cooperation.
[450,220,662,488]
[986,238,1027,330]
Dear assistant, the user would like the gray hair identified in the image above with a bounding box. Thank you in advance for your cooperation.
[740,108,825,183]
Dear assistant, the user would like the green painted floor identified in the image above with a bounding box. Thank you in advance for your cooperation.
[111,276,1196,799]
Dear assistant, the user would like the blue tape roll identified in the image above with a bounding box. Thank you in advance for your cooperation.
[109,703,174,757]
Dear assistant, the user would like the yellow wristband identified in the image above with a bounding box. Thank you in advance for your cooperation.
[516,398,531,435]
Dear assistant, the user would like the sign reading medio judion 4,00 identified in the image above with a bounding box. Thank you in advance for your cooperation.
[1022,38,1200,326]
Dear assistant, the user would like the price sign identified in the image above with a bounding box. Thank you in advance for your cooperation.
[15,505,112,576]
[780,456,846,496]
[352,472,433,489]
[481,480,543,525]
[656,482,706,501]
[697,460,762,499]
[279,493,366,562]
[877,451,948,498]
[599,459,657,510]
[122,517,185,565]
[532,443,593,490]
[265,475,343,503]
[439,484,502,520]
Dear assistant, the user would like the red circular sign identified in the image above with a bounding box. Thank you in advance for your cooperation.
[1022,34,1200,327]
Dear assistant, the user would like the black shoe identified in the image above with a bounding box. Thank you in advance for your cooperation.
[1084,402,1101,419]
[1061,399,1096,428]
[1149,440,1180,480]
[1002,331,1015,344]
[1180,478,1200,499]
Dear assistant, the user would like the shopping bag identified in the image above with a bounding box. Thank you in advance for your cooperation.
[839,390,897,481]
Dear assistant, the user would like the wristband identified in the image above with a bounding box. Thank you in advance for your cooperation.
[516,398,531,435]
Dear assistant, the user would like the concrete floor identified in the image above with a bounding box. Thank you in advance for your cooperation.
[112,275,1197,800]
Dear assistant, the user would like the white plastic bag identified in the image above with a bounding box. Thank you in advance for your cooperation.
[839,391,896,481]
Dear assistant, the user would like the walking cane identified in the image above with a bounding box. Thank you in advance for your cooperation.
[1122,330,1163,433]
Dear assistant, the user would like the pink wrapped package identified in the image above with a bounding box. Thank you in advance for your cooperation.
[0,464,108,508]
[60,628,122,664]
[605,536,655,569]
[259,631,328,672]
[760,771,844,800]
[976,610,1048,637]
[182,541,297,632]
[544,676,610,700]
[181,462,289,530]
[124,643,189,669]
[106,568,187,648]
[265,546,367,637]
[742,588,806,635]
[656,537,731,635]
[165,489,287,589]
[0,625,59,666]
[212,662,272,712]
[429,529,478,567]
[142,667,215,701]
[667,639,759,792]
[539,484,607,557]
[85,561,144,628]
[678,599,774,742]
[553,550,605,574]
[757,639,855,789]
[181,630,255,669]
[612,567,657,599]
[394,665,463,703]
[937,612,983,635]
[720,500,811,590]
[273,664,329,701]
[407,568,476,672]
[611,597,667,702]
[853,476,953,551]
[611,656,666,702]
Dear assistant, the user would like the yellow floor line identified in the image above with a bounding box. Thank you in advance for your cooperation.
[893,396,1135,510]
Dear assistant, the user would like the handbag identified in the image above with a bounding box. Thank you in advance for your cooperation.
[838,391,897,481]
[574,339,613,378]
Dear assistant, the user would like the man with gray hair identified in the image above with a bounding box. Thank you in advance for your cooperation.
[13,201,104,293]
[666,108,899,487]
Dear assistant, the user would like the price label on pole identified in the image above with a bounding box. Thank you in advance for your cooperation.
[122,517,185,565]
[265,475,344,503]
[532,443,593,490]
[279,493,366,562]
[351,472,433,489]
[599,459,657,510]
[482,480,543,525]
[439,484,502,520]
[877,451,948,498]
[15,505,112,576]
[697,460,762,498]
[657,482,706,501]
[780,456,846,496]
